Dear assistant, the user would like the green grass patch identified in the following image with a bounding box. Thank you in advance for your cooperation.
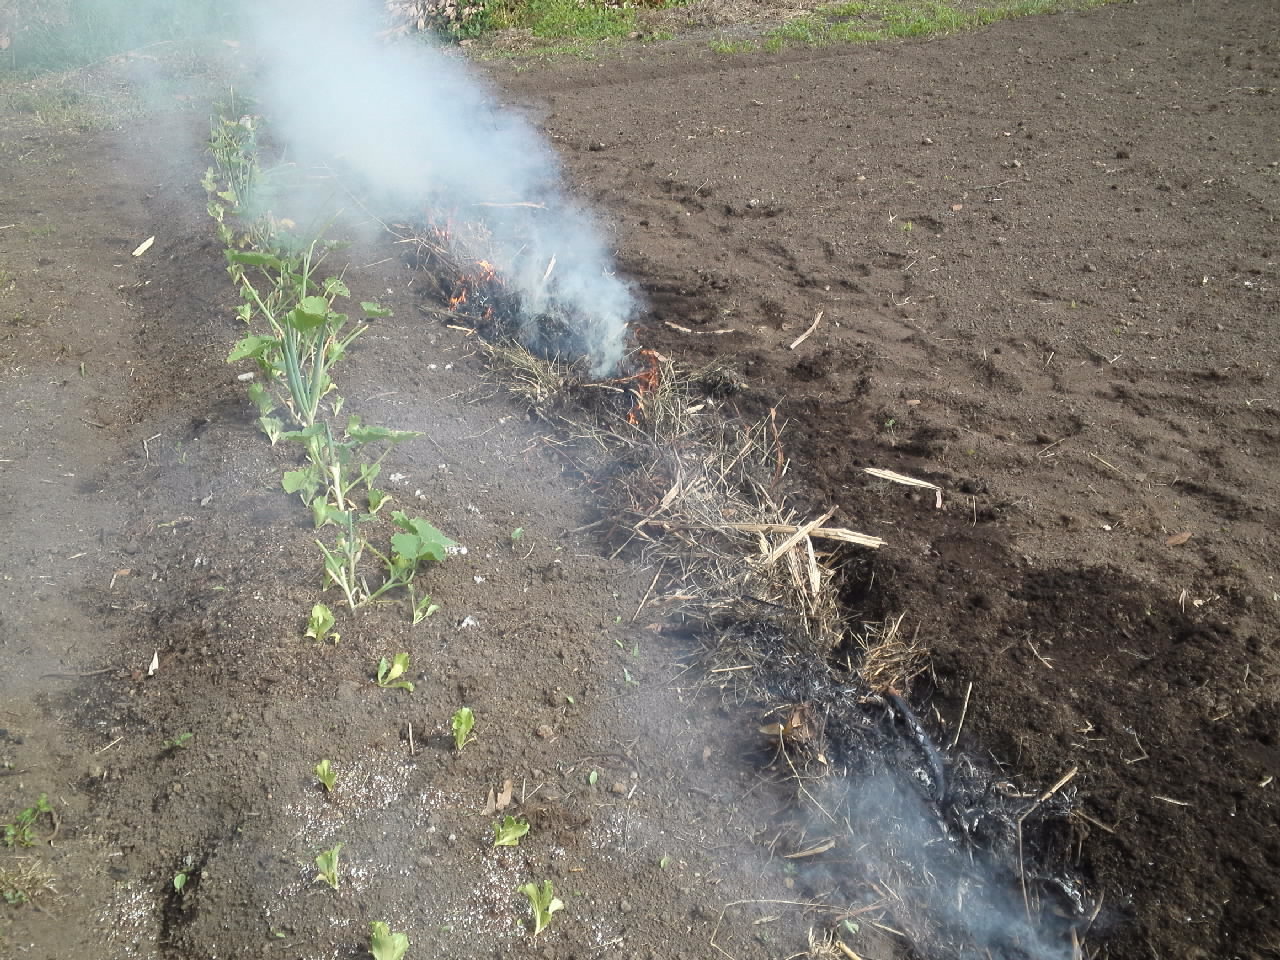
[515,0,639,40]
[1,0,232,73]
[760,0,1116,51]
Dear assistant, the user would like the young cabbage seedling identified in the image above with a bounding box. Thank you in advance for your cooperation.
[314,843,342,890]
[493,815,530,848]
[450,707,475,751]
[368,921,409,960]
[304,603,338,644]
[173,872,189,894]
[162,732,194,752]
[518,879,564,936]
[375,653,414,692]
[314,759,337,793]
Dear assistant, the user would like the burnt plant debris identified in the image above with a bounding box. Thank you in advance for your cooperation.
[400,234,1094,957]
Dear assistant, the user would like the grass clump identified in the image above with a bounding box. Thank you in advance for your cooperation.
[760,0,1120,51]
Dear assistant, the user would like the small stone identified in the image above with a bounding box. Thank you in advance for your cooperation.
[921,137,934,145]
[1084,262,1098,273]
[1116,149,1131,159]
[587,141,606,152]
[610,781,627,795]
[535,724,554,739]
[619,899,633,913]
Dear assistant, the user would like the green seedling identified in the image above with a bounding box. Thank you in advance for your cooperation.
[173,871,189,894]
[369,921,409,960]
[3,795,54,848]
[510,526,524,544]
[518,879,564,936]
[375,653,414,692]
[587,770,599,786]
[314,759,337,793]
[450,706,475,751]
[493,815,529,847]
[314,843,342,890]
[658,855,671,869]
[162,732,194,751]
[304,602,338,643]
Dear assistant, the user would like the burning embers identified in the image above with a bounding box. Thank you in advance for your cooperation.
[410,217,656,420]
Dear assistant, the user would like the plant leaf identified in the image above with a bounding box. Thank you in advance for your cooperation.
[361,301,393,318]
[228,334,278,363]
[346,416,419,444]
[451,706,475,751]
[493,815,529,847]
[369,922,409,960]
[225,249,282,269]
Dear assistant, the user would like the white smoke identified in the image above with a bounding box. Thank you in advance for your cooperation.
[237,0,634,374]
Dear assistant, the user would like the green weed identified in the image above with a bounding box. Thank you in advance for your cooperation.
[2,795,53,848]
[161,732,194,751]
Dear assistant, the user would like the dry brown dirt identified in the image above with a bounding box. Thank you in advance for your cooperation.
[1,1,1277,959]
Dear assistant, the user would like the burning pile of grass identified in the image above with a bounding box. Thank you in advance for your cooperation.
[402,214,624,372]
[402,234,1096,960]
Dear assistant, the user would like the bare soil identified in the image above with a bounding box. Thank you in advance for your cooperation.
[2,1,1278,959]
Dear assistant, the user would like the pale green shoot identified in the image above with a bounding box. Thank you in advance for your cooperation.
[518,879,564,936]
[375,653,414,692]
[369,922,409,960]
[305,603,338,643]
[493,815,530,847]
[314,843,342,890]
[451,707,475,751]
[314,759,337,793]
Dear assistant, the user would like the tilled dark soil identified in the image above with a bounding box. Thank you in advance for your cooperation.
[1,1,1277,959]
[493,0,1279,955]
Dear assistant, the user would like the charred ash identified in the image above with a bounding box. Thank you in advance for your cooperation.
[707,617,1089,960]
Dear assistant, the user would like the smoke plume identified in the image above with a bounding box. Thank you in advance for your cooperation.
[242,1,635,374]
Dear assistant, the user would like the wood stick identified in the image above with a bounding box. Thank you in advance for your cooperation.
[949,680,973,750]
[641,518,885,548]
[789,310,824,350]
[762,509,837,566]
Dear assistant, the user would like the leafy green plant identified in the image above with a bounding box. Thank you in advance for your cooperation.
[450,707,475,751]
[493,815,529,847]
[173,871,189,894]
[3,795,53,848]
[314,843,342,890]
[369,921,410,960]
[518,879,564,936]
[162,732,194,751]
[314,759,337,793]
[375,654,414,692]
[305,603,338,643]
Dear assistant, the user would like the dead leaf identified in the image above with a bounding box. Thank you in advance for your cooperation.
[1165,531,1192,546]
[496,778,514,810]
[950,203,963,211]
[147,650,159,676]
[131,236,155,257]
